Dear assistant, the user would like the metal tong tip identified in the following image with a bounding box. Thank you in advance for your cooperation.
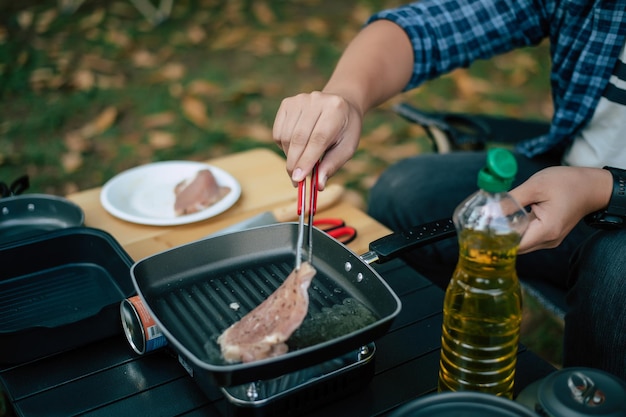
[295,163,318,270]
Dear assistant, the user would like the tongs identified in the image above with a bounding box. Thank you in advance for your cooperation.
[295,162,319,270]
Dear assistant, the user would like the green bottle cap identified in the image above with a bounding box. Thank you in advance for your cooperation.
[477,148,517,192]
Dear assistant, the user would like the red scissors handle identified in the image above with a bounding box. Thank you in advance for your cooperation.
[326,226,357,244]
[313,218,357,244]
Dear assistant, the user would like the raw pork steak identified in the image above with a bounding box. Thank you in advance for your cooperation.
[217,262,316,363]
[174,169,230,216]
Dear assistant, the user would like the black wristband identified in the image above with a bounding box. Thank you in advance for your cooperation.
[584,166,626,229]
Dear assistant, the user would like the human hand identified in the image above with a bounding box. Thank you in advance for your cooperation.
[509,166,612,254]
[272,91,363,190]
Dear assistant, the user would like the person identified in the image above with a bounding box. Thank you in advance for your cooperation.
[272,0,626,380]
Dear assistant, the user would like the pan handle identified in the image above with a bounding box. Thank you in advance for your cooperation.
[360,217,456,264]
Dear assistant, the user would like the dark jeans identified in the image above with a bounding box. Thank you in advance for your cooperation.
[367,151,626,380]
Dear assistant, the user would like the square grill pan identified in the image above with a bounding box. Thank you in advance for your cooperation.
[131,223,401,387]
[0,227,134,364]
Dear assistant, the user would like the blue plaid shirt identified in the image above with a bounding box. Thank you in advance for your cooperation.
[368,0,626,158]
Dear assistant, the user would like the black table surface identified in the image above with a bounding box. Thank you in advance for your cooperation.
[0,259,556,417]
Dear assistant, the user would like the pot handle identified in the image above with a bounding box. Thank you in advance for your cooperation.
[0,175,29,198]
[360,217,456,264]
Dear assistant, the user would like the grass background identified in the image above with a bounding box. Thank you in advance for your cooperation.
[0,0,563,395]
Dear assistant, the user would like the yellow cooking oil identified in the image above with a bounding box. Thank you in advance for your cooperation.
[438,230,522,398]
[437,148,528,399]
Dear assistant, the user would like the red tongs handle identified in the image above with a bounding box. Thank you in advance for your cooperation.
[297,162,319,216]
[295,162,319,270]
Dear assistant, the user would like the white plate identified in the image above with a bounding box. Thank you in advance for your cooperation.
[100,161,241,226]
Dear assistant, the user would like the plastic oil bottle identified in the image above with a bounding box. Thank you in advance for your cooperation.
[438,148,529,399]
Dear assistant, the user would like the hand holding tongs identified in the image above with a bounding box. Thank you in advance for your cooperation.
[295,162,319,270]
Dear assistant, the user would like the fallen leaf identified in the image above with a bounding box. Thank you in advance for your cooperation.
[58,0,85,13]
[278,37,297,54]
[159,62,186,80]
[31,66,54,79]
[361,124,393,144]
[96,74,126,89]
[105,28,131,48]
[147,130,175,149]
[35,8,58,34]
[81,54,117,73]
[243,122,273,142]
[29,68,54,91]
[359,174,381,192]
[109,1,136,18]
[63,182,80,195]
[186,25,206,44]
[495,51,538,73]
[260,80,283,97]
[64,131,90,152]
[73,69,96,90]
[169,83,184,97]
[80,106,118,138]
[229,80,263,103]
[181,95,210,129]
[79,8,106,30]
[245,32,273,56]
[296,47,313,70]
[246,101,262,117]
[211,27,249,50]
[55,53,72,73]
[449,69,492,99]
[62,151,83,173]
[252,2,275,25]
[186,80,222,97]
[17,10,34,30]
[222,1,245,24]
[142,112,176,129]
[339,26,359,45]
[132,50,159,68]
[377,142,422,163]
[223,121,272,142]
[351,3,373,24]
[84,27,101,41]
[305,17,328,37]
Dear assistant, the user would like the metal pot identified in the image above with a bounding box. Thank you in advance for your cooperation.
[389,392,540,417]
[0,193,85,243]
[131,218,456,386]
[516,367,626,417]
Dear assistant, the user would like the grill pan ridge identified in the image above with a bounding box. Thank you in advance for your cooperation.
[131,223,401,386]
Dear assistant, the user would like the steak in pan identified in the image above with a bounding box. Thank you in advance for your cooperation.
[218,261,316,363]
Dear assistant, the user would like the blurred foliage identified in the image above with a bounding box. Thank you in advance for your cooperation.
[1,0,551,197]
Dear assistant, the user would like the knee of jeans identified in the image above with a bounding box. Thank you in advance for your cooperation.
[570,230,626,300]
[368,160,427,228]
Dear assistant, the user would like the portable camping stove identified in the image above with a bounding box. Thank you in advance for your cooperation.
[178,343,376,417]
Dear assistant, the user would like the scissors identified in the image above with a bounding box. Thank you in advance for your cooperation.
[313,218,357,244]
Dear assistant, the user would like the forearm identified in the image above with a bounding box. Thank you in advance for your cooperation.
[321,20,414,116]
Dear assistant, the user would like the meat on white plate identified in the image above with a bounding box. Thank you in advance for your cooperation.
[174,169,230,216]
[217,262,316,363]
